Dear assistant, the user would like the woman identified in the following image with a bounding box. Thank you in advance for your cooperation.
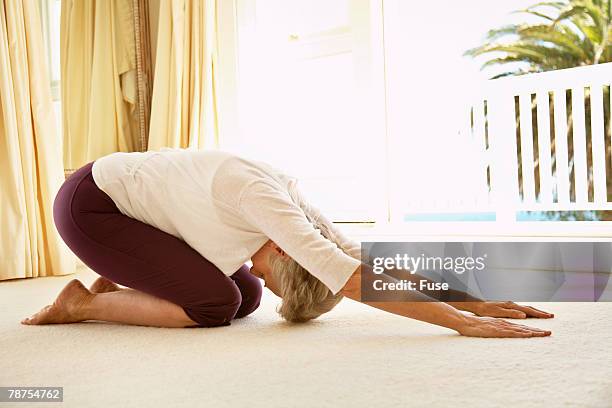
[22,148,553,337]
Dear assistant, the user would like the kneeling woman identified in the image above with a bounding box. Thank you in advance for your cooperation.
[22,148,553,337]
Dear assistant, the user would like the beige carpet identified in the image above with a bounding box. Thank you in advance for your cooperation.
[1,266,611,408]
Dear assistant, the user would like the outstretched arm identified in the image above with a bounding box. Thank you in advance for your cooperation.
[280,184,553,327]
[339,265,552,338]
[382,267,554,319]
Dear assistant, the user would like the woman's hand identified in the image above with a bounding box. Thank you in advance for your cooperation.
[454,301,554,319]
[457,315,552,338]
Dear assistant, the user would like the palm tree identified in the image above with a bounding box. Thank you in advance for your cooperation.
[465,0,612,78]
[464,0,612,220]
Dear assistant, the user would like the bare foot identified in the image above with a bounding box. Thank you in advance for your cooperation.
[21,279,94,325]
[89,276,120,294]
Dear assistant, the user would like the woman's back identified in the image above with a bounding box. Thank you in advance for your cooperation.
[92,148,292,276]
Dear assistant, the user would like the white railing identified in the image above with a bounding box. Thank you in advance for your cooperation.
[462,62,612,223]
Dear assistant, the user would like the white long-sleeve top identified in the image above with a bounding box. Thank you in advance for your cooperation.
[91,147,361,294]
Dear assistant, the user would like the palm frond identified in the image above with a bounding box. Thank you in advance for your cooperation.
[567,15,602,46]
[513,9,555,21]
[491,72,522,79]
[518,24,590,58]
[555,3,606,39]
[480,56,536,69]
[484,24,523,41]
[490,67,541,79]
[465,0,612,78]
[524,1,568,10]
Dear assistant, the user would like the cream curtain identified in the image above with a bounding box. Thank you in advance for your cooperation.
[148,0,219,150]
[0,0,75,280]
[61,0,139,170]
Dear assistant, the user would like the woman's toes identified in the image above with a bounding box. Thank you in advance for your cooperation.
[21,280,94,325]
[22,305,54,325]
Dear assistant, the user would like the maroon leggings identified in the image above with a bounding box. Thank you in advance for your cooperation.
[53,161,262,327]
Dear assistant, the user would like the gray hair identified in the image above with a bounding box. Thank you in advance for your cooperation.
[268,182,350,323]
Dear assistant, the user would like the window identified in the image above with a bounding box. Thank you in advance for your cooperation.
[383,0,612,225]
[233,0,611,232]
[234,0,387,222]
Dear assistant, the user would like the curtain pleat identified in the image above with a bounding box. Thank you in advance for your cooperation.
[148,0,219,150]
[133,0,153,152]
[0,0,75,280]
[60,0,139,170]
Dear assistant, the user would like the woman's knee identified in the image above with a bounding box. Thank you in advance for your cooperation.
[182,284,243,327]
[232,267,263,318]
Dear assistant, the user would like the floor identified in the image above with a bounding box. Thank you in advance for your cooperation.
[1,266,611,408]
